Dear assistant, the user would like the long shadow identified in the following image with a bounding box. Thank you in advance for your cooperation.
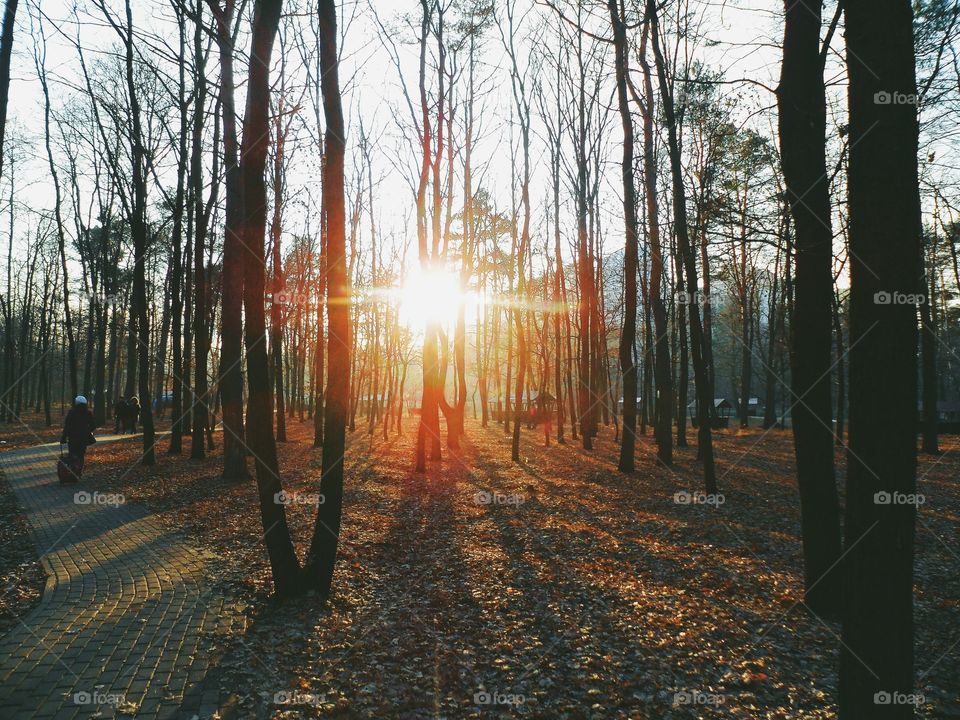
[467,423,837,718]
[187,444,491,718]
[0,544,230,719]
[485,423,813,575]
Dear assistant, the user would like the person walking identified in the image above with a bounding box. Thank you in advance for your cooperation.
[61,396,96,473]
[126,396,141,434]
[113,396,127,434]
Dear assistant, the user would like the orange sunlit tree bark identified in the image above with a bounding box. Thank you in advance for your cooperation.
[305,0,350,600]
[414,0,442,472]
[233,0,301,596]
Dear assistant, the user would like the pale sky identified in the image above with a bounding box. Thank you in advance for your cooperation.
[3,0,956,292]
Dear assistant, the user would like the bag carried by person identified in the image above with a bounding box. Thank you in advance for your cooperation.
[57,445,83,484]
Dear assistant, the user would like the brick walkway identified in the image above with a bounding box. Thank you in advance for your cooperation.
[0,436,234,719]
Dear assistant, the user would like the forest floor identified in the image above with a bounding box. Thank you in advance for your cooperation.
[0,461,46,636]
[2,414,959,719]
[0,406,73,450]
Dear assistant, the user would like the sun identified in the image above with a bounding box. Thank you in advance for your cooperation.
[397,264,466,330]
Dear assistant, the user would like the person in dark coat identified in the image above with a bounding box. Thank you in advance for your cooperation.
[125,396,141,434]
[61,396,96,462]
[113,397,127,433]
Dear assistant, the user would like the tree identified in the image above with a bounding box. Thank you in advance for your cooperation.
[840,0,922,715]
[168,0,190,454]
[304,0,349,600]
[209,0,248,478]
[632,20,673,464]
[500,2,531,463]
[607,0,638,472]
[32,13,78,403]
[0,0,17,181]
[646,0,716,491]
[95,0,156,464]
[413,0,441,472]
[235,0,300,595]
[777,0,844,619]
[191,0,211,460]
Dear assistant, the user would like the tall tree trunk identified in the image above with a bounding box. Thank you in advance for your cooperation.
[121,0,155,463]
[919,246,938,454]
[676,266,689,447]
[191,1,210,459]
[237,0,299,596]
[313,153,327,449]
[0,0,17,181]
[647,0,715,490]
[840,0,921,715]
[777,0,842,616]
[503,5,529,464]
[211,0,248,478]
[636,22,673,463]
[305,0,349,600]
[763,243,782,430]
[414,0,440,471]
[270,96,287,442]
[608,0,638,472]
[168,5,188,454]
[832,286,846,444]
[36,36,78,400]
[553,195,565,444]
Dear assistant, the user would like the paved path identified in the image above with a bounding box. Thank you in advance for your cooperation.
[0,436,233,719]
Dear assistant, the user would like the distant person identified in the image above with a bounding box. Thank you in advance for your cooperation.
[61,396,96,467]
[125,396,141,434]
[113,397,128,433]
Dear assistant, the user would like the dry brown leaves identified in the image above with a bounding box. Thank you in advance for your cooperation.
[30,416,960,718]
[0,468,46,635]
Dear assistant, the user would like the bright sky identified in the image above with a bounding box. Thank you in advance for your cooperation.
[2,0,956,293]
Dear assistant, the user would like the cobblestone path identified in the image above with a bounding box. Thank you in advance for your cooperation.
[0,437,234,719]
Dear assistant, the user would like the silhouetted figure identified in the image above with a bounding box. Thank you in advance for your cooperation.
[125,396,141,434]
[113,397,128,434]
[61,396,96,468]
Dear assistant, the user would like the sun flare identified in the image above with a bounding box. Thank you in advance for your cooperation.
[396,264,468,330]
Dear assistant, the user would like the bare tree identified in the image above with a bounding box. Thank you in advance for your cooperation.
[0,0,17,181]
[606,0,639,471]
[777,0,843,617]
[304,0,350,600]
[646,0,716,491]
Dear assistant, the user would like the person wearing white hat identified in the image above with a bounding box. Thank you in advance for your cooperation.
[60,395,97,472]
